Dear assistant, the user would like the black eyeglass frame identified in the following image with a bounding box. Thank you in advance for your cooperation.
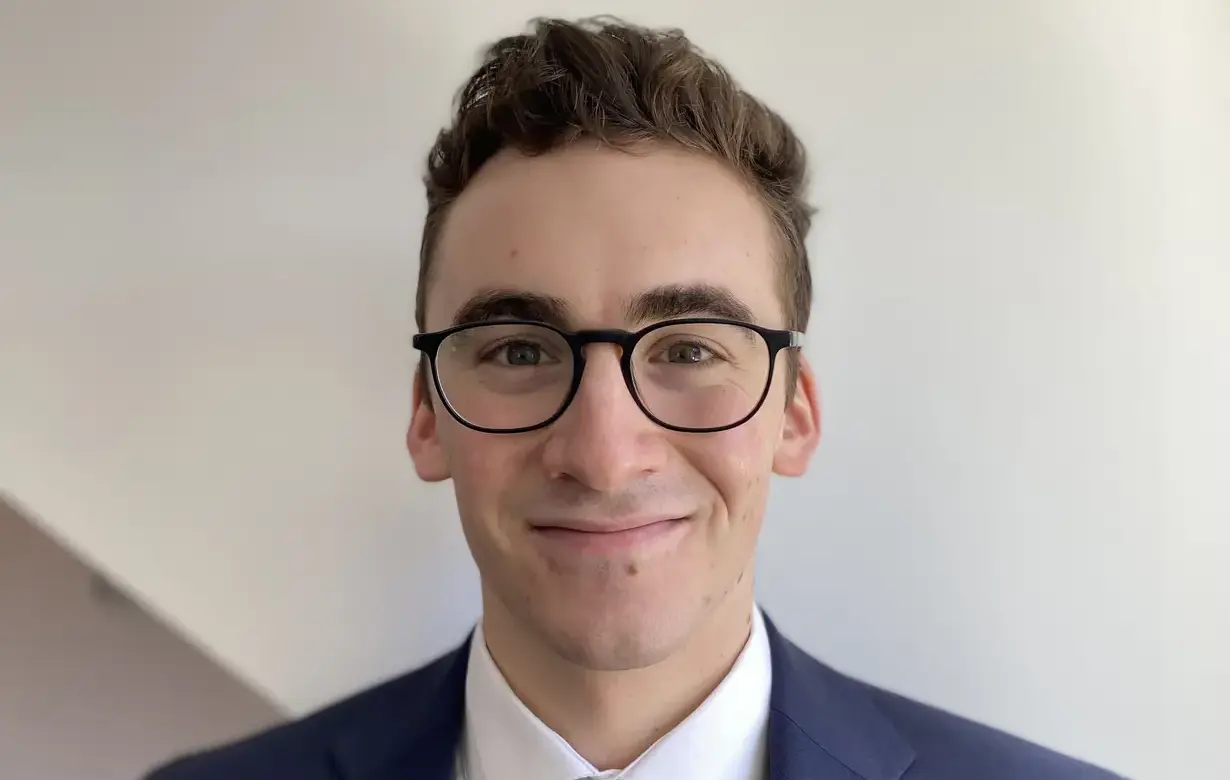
[412,317,804,435]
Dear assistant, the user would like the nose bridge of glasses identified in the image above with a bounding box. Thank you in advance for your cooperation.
[565,329,641,415]
[572,328,639,362]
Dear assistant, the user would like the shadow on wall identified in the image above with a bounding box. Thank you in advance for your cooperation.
[0,494,284,780]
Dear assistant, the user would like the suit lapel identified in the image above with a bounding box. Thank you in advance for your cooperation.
[329,616,915,780]
[764,614,916,780]
[330,635,471,780]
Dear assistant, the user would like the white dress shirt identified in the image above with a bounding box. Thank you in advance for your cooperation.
[455,607,772,780]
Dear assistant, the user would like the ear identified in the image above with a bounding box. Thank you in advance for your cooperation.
[772,354,821,477]
[407,363,451,482]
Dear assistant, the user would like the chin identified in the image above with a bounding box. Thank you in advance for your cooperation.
[534,588,700,671]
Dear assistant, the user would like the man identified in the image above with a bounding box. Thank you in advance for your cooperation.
[148,17,1120,780]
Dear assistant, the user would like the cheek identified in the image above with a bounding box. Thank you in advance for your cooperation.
[440,427,535,572]
[442,424,524,513]
[688,418,778,520]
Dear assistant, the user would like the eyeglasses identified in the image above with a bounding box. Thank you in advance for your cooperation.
[412,318,804,434]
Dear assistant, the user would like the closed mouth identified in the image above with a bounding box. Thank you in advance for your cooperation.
[531,516,688,534]
[529,516,690,553]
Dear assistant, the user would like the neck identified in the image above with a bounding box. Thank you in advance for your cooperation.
[479,572,757,771]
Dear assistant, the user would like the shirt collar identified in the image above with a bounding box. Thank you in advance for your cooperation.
[462,606,773,780]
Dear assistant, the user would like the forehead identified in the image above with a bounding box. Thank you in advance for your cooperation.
[425,143,783,331]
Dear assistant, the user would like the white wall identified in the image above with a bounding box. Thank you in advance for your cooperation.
[0,497,282,780]
[1156,3,1230,778]
[1,2,1225,778]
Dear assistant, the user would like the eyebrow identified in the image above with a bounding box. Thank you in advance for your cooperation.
[448,283,757,330]
[624,284,757,325]
[450,289,574,328]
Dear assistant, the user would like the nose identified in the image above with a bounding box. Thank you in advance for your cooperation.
[540,345,669,492]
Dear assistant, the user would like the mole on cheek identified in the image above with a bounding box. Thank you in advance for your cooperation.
[625,562,639,576]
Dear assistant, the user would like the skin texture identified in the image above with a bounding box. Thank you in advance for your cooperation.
[407,142,821,769]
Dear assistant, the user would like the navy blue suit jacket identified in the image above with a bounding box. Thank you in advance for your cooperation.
[147,614,1122,780]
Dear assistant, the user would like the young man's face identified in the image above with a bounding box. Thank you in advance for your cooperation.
[409,143,819,670]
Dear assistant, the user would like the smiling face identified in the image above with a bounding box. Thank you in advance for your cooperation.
[408,143,820,671]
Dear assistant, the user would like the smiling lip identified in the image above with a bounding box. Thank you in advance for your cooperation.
[530,517,689,554]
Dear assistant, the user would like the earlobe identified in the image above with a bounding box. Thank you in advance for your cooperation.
[773,356,822,477]
[407,365,452,482]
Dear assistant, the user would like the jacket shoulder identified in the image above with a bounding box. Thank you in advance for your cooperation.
[861,683,1124,779]
[144,647,463,780]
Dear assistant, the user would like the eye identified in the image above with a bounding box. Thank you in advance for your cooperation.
[663,341,714,364]
[483,340,555,366]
